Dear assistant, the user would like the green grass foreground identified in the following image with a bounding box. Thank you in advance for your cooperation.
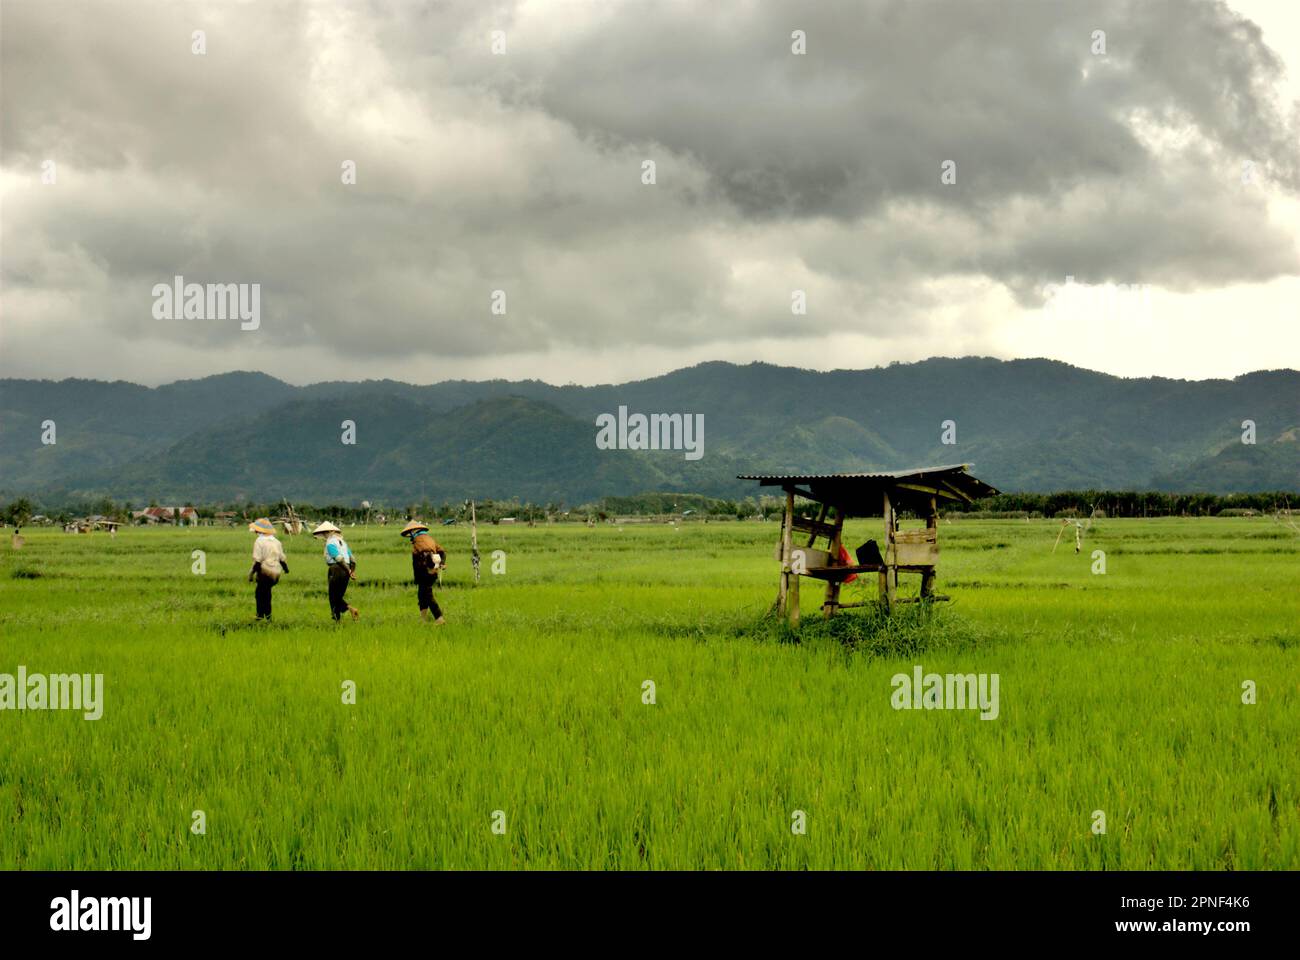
[1,517,1297,869]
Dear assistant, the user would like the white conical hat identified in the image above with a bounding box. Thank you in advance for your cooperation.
[312,521,341,535]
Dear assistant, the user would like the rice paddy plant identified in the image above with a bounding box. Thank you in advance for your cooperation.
[1,517,1296,869]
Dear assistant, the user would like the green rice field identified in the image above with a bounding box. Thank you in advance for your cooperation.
[1,516,1297,869]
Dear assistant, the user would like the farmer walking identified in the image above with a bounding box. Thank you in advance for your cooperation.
[401,520,446,624]
[249,518,289,621]
[313,521,358,621]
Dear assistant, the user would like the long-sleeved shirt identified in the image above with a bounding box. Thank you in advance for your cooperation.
[252,534,287,575]
[323,534,353,566]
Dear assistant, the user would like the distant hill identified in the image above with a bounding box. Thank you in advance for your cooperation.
[1,358,1296,502]
[1150,426,1300,492]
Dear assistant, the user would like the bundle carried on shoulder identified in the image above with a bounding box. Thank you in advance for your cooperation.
[411,533,445,573]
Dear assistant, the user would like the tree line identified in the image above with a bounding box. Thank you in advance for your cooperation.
[3,489,1296,528]
[949,490,1296,518]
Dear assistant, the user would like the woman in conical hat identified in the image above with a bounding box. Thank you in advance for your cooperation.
[313,521,358,622]
[401,520,446,624]
[248,518,288,621]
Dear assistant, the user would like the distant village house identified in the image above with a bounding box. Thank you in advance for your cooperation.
[132,506,200,526]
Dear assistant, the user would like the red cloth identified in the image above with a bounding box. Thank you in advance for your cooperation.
[839,544,858,583]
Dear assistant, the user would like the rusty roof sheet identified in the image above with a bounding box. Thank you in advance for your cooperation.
[737,464,999,511]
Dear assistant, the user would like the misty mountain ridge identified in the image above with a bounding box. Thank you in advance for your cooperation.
[1,358,1296,503]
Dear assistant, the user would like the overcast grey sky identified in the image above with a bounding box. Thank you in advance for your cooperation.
[2,0,1297,386]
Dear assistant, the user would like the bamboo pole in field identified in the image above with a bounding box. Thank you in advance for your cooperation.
[470,499,481,585]
[789,547,801,628]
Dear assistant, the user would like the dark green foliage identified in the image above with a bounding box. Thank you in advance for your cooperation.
[757,602,991,659]
[2,358,1296,503]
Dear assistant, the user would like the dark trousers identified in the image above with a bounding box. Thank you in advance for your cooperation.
[415,572,442,617]
[255,574,276,620]
[328,563,351,620]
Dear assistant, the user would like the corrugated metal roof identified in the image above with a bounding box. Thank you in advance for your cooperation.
[737,464,999,511]
[737,464,976,482]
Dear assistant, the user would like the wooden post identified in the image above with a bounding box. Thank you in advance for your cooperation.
[921,495,937,599]
[777,489,794,618]
[823,506,844,618]
[889,499,899,609]
[880,489,896,613]
[807,502,827,547]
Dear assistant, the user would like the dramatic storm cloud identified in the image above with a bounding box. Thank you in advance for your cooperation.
[1,0,1297,385]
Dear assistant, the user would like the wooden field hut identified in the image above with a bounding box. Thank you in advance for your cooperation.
[738,464,999,624]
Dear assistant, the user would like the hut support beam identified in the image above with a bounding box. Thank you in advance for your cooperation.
[920,495,938,599]
[880,490,897,613]
[822,507,845,618]
[777,489,794,623]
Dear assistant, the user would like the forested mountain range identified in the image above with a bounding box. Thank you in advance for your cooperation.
[1,358,1296,504]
